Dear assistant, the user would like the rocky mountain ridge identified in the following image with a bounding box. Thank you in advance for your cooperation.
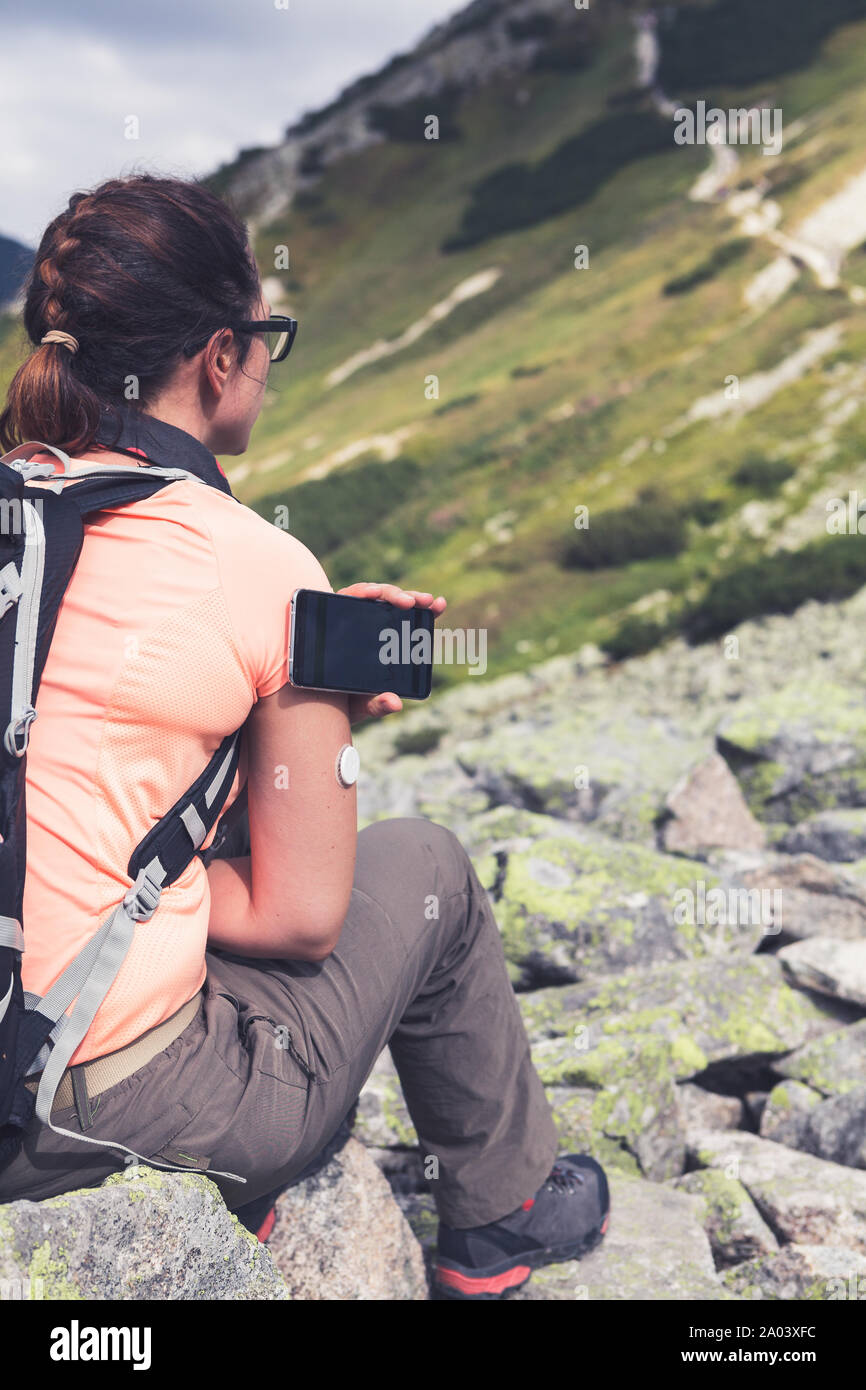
[214,0,604,227]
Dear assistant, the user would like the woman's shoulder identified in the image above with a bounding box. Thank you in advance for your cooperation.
[36,443,332,593]
[203,487,334,698]
[200,482,330,585]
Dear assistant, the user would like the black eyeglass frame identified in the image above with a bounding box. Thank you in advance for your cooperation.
[233,314,298,363]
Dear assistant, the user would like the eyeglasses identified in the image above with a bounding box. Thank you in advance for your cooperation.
[233,314,298,363]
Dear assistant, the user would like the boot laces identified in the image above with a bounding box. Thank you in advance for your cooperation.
[543,1162,586,1195]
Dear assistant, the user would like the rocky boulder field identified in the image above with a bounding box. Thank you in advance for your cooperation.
[3,590,866,1300]
[346,588,866,1300]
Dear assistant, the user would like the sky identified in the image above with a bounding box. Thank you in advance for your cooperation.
[0,0,466,246]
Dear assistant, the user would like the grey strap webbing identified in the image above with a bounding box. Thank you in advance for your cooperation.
[28,863,246,1186]
[1,441,206,491]
[180,804,207,849]
[178,728,241,850]
[0,917,24,951]
[37,464,209,494]
[3,499,45,758]
[205,735,240,808]
[2,441,72,473]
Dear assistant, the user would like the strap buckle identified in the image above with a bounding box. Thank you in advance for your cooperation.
[4,706,38,758]
[123,860,166,922]
[0,561,22,617]
[9,460,56,482]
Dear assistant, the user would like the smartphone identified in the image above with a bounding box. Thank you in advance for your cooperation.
[289,588,434,699]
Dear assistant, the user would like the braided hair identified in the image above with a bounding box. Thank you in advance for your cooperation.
[0,175,262,455]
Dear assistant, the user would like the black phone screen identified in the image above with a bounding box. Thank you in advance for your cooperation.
[290,589,434,698]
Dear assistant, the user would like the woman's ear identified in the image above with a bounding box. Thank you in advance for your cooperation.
[203,328,236,395]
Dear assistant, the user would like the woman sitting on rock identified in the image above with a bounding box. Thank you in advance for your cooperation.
[0,173,608,1299]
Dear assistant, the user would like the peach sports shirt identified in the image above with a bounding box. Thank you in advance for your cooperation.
[22,443,330,1064]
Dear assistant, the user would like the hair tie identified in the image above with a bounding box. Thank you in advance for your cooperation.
[41,330,79,355]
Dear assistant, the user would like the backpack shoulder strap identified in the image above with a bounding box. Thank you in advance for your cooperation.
[0,445,247,1183]
[18,725,246,1183]
[1,437,209,511]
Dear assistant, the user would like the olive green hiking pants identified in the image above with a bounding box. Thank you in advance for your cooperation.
[0,818,558,1227]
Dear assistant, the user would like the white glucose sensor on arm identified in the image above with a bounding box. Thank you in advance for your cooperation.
[335,744,360,788]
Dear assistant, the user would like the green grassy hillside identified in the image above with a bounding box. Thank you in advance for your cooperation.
[235,6,866,686]
[4,1,866,689]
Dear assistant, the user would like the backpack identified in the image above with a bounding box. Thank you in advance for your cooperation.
[0,440,247,1184]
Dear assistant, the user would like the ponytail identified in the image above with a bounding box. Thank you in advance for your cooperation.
[0,176,261,455]
[2,330,105,458]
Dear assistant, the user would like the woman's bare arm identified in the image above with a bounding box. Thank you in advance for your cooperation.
[205,681,357,960]
[204,580,446,961]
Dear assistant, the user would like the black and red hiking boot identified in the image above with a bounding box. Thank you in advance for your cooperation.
[434,1154,610,1300]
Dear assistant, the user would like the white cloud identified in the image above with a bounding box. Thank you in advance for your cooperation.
[0,1,465,244]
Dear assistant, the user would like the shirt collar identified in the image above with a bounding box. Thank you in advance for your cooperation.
[93,404,237,500]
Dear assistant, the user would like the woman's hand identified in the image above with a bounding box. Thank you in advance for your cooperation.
[336,581,447,726]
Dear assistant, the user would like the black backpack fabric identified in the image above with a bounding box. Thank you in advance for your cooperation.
[0,410,253,1185]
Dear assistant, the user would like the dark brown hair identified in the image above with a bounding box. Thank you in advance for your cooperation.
[0,174,261,455]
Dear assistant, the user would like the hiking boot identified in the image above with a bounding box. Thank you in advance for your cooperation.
[434,1154,610,1299]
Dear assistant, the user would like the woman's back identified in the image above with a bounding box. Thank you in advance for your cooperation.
[23,444,331,1063]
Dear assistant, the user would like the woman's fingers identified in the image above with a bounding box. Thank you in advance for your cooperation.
[370,692,402,715]
[406,590,447,613]
[348,694,402,725]
[337,580,446,612]
[346,690,404,725]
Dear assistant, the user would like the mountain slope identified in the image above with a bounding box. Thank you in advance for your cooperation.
[3,0,866,690]
[209,0,866,686]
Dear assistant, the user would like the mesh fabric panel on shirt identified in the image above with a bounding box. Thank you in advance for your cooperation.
[83,585,252,1059]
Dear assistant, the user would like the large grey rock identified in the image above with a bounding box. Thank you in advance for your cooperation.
[675,1084,744,1133]
[520,954,849,1077]
[547,1082,674,1183]
[455,802,582,862]
[267,1138,427,1299]
[467,811,764,989]
[661,753,766,857]
[780,809,866,863]
[453,710,709,845]
[356,752,488,836]
[591,1072,685,1182]
[773,1018,866,1097]
[0,1169,288,1300]
[687,1129,866,1253]
[768,1086,866,1171]
[716,678,866,823]
[508,1172,735,1300]
[759,1079,822,1147]
[672,1170,779,1267]
[722,1244,866,1301]
[778,936,866,1006]
[542,1085,623,1167]
[522,955,845,1183]
[724,854,866,941]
